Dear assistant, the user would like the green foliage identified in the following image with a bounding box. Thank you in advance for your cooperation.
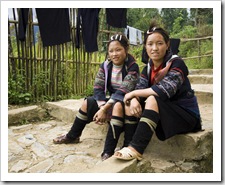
[129,45,143,65]
[197,24,213,37]
[172,16,183,35]
[171,25,197,39]
[8,8,213,105]
[127,8,161,31]
[83,85,94,97]
[161,8,188,32]
[38,95,54,102]
[32,70,50,95]
[190,8,213,26]
[185,57,213,69]
[170,23,212,69]
[8,73,32,104]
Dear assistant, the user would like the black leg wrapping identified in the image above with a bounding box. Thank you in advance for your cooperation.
[102,116,124,155]
[142,109,160,124]
[130,109,159,154]
[123,116,138,147]
[67,109,88,139]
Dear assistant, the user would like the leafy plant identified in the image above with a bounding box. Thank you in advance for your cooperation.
[83,84,94,97]
[8,74,32,104]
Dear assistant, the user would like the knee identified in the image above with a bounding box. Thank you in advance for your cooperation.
[145,95,158,112]
[112,102,124,117]
[80,99,88,112]
[146,95,156,102]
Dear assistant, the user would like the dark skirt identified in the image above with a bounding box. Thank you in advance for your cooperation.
[153,96,202,141]
[86,96,113,123]
[86,96,100,123]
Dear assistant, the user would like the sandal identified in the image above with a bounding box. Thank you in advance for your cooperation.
[114,147,122,152]
[113,147,143,161]
[101,153,112,161]
[53,135,80,144]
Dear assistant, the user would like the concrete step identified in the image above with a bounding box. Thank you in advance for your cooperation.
[41,84,213,125]
[188,75,213,84]
[44,99,84,124]
[43,99,212,173]
[8,101,213,173]
[8,105,49,126]
[192,84,213,104]
[87,103,213,173]
[7,68,214,173]
[189,69,213,75]
[188,69,213,85]
[7,99,213,173]
[8,84,213,126]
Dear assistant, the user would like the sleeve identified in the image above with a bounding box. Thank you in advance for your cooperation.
[93,62,107,101]
[135,65,149,90]
[151,58,188,101]
[75,9,82,49]
[111,59,140,102]
[18,8,29,41]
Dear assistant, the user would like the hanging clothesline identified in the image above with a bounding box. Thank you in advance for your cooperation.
[17,8,129,52]
[125,25,143,45]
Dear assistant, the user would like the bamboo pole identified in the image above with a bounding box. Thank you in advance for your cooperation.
[46,46,50,97]
[8,19,15,79]
[8,8,213,102]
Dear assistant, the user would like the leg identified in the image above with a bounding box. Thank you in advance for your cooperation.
[53,99,89,144]
[101,102,124,160]
[145,95,159,112]
[67,99,89,138]
[114,96,160,159]
[123,105,138,147]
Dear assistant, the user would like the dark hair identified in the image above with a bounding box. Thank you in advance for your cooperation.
[107,33,129,52]
[143,20,170,45]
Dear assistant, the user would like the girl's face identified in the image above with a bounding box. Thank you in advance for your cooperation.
[108,41,127,66]
[145,32,169,64]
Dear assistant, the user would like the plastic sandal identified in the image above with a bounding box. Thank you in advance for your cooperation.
[113,147,143,161]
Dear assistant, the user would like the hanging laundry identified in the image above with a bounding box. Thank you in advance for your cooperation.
[35,8,71,47]
[76,8,100,52]
[125,26,143,46]
[106,8,127,28]
[170,38,180,54]
[18,8,29,41]
[126,26,137,45]
[137,29,143,44]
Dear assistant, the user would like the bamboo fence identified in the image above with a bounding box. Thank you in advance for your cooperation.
[8,8,213,103]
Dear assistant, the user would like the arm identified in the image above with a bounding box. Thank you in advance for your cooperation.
[93,102,111,125]
[124,64,151,105]
[95,56,139,121]
[100,60,139,115]
[124,88,158,105]
[151,59,188,101]
[111,55,140,102]
[93,62,107,102]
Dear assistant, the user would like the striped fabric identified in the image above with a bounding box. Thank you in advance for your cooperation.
[111,64,123,91]
[93,54,139,102]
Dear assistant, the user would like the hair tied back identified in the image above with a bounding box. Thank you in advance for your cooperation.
[147,27,157,35]
[111,34,122,41]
